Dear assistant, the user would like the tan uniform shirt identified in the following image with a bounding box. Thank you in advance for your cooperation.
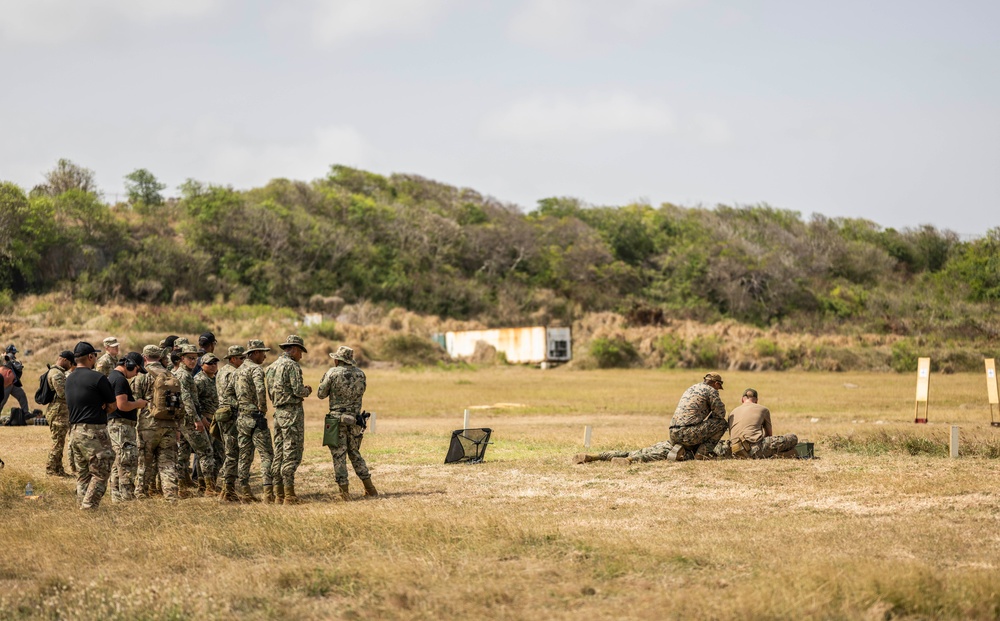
[728,402,773,443]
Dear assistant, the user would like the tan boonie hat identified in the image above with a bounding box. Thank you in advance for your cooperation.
[104,337,120,347]
[142,344,162,359]
[245,339,271,354]
[330,346,356,366]
[177,344,198,355]
[226,345,246,359]
[704,372,724,388]
[201,353,220,365]
[280,334,308,353]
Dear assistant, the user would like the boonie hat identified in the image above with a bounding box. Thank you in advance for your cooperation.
[202,353,220,365]
[245,340,271,354]
[173,337,190,348]
[703,372,724,388]
[123,352,147,374]
[103,337,119,348]
[177,344,198,355]
[226,345,246,359]
[330,346,356,366]
[73,341,99,357]
[280,335,308,353]
[142,344,163,359]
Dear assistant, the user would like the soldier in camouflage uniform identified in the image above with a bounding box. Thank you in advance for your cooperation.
[199,353,224,472]
[234,339,274,503]
[728,388,799,459]
[44,350,75,476]
[214,345,245,502]
[573,439,681,466]
[668,372,729,461]
[267,335,313,505]
[95,337,120,377]
[133,345,180,501]
[181,352,221,495]
[318,346,378,500]
[173,344,216,496]
[65,341,117,510]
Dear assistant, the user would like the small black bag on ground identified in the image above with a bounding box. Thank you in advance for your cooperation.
[445,428,492,464]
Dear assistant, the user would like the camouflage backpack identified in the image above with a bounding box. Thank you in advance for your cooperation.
[150,367,183,420]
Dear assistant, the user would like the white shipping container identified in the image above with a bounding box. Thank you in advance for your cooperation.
[442,326,571,364]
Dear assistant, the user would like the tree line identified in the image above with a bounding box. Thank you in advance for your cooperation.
[1,159,998,341]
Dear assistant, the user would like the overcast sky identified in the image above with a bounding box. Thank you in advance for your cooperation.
[1,0,997,236]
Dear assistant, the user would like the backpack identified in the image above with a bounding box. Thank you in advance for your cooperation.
[150,368,183,421]
[34,367,56,406]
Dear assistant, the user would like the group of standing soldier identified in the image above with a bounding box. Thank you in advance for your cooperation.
[33,332,376,510]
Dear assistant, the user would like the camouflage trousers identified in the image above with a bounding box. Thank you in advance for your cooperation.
[137,425,179,501]
[178,421,215,480]
[108,419,139,502]
[733,434,799,459]
[669,417,728,454]
[272,405,305,487]
[215,418,239,486]
[46,416,70,474]
[329,430,370,486]
[0,383,29,415]
[598,439,677,463]
[209,422,225,475]
[237,413,274,486]
[69,424,115,510]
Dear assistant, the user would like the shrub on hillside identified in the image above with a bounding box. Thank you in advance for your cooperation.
[378,334,448,367]
[590,336,639,369]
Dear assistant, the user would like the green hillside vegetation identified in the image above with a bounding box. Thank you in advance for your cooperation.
[1,160,998,371]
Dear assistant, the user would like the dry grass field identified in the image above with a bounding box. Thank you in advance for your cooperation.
[2,366,1000,620]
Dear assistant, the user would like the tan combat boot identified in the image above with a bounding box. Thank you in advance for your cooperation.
[204,476,219,496]
[610,457,632,466]
[667,445,686,462]
[274,482,285,504]
[218,481,240,503]
[338,483,352,502]
[283,483,302,505]
[361,477,379,498]
[236,483,260,503]
[262,484,275,504]
[572,454,599,464]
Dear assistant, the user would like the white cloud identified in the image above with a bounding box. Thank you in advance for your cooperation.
[481,92,674,143]
[267,0,453,47]
[508,0,689,51]
[0,0,225,45]
[199,125,379,188]
[692,113,732,144]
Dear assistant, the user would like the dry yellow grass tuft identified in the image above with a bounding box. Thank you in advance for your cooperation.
[2,368,1000,619]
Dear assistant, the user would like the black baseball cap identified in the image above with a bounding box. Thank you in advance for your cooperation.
[123,352,147,374]
[58,350,76,363]
[198,332,217,346]
[73,341,99,357]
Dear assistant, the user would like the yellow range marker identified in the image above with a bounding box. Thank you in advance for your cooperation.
[987,359,999,427]
[914,357,930,424]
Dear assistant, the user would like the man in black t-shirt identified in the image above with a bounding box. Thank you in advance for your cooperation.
[66,341,117,510]
[107,352,149,502]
